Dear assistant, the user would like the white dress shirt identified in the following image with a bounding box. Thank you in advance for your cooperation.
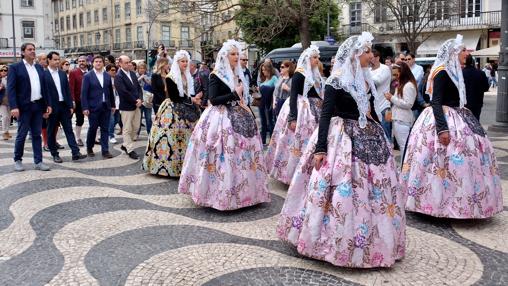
[370,63,392,118]
[93,68,105,102]
[121,68,133,83]
[48,67,64,102]
[24,59,42,102]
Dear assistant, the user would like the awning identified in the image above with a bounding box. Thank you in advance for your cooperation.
[471,45,500,58]
[417,30,481,56]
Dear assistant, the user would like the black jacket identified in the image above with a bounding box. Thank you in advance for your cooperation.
[151,73,166,108]
[165,76,192,104]
[288,72,319,122]
[463,66,489,120]
[431,70,461,134]
[315,85,378,154]
[115,69,143,111]
[208,73,240,106]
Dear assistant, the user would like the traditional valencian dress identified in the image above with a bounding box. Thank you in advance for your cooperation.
[277,32,406,268]
[142,50,200,177]
[178,40,270,210]
[402,35,503,219]
[266,45,323,185]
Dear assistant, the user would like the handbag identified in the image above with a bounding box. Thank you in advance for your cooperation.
[142,91,154,108]
[251,91,262,107]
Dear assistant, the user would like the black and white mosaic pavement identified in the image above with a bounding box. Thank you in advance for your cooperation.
[0,94,507,286]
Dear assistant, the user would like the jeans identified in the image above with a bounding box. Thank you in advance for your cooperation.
[109,110,122,139]
[258,90,275,144]
[380,108,392,142]
[137,105,153,135]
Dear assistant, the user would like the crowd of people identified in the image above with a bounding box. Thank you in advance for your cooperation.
[0,33,503,269]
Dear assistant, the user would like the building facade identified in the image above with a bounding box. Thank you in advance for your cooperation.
[51,0,203,60]
[338,0,502,57]
[0,0,55,62]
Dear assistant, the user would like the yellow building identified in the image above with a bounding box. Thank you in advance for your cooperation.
[51,0,202,60]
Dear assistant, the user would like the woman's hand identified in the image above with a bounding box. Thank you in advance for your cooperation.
[384,92,392,101]
[282,83,290,92]
[313,153,325,171]
[288,121,296,131]
[235,83,243,97]
[438,131,450,146]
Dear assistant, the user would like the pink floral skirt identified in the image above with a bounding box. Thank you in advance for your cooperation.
[265,95,322,184]
[277,117,406,268]
[178,105,271,210]
[402,106,503,218]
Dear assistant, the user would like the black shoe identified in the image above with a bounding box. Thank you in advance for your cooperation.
[77,139,84,146]
[43,146,50,152]
[87,149,95,157]
[120,145,128,155]
[72,153,87,161]
[53,155,63,163]
[56,142,65,149]
[102,152,113,159]
[128,151,139,160]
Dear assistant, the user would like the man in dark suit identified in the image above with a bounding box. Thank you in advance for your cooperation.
[115,55,143,160]
[463,55,490,121]
[44,51,87,163]
[81,55,115,159]
[69,56,88,146]
[7,43,52,171]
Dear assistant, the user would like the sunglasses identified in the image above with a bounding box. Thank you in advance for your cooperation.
[110,69,117,72]
[0,69,7,72]
[280,66,288,69]
[240,59,248,61]
[64,63,70,66]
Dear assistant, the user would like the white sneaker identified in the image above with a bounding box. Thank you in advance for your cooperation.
[109,137,118,144]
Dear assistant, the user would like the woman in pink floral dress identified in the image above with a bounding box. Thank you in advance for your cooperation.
[266,45,323,185]
[277,32,405,268]
[401,34,503,218]
[178,40,270,210]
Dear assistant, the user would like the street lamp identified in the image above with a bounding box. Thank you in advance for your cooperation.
[11,0,16,62]
[490,0,508,132]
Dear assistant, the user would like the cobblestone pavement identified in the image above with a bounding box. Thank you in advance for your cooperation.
[0,92,506,285]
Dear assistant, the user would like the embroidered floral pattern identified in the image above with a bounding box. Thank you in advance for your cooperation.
[226,105,258,138]
[343,119,390,165]
[454,107,486,137]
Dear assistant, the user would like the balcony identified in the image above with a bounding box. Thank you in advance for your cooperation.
[179,39,193,48]
[341,10,502,37]
[160,40,176,47]
[122,42,133,49]
[134,41,145,49]
[113,43,121,50]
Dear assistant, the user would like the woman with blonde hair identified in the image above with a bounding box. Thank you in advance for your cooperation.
[143,50,201,177]
[150,58,170,114]
[178,40,270,210]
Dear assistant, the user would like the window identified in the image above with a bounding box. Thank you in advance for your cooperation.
[114,4,120,19]
[125,2,131,19]
[60,17,64,31]
[374,5,387,23]
[61,37,65,47]
[79,0,83,6]
[103,30,109,44]
[95,32,100,45]
[66,16,70,30]
[94,10,99,23]
[72,14,76,29]
[460,0,481,18]
[180,26,189,40]
[79,13,83,27]
[102,7,108,21]
[54,2,58,13]
[430,0,450,21]
[73,35,77,47]
[22,21,35,38]
[86,11,91,24]
[161,24,170,44]
[115,28,121,43]
[136,26,143,41]
[125,27,132,42]
[67,36,71,47]
[54,19,59,32]
[65,0,70,10]
[80,34,84,46]
[72,0,76,8]
[87,33,92,45]
[136,0,142,15]
[349,2,362,27]
[21,0,34,8]
[59,0,64,11]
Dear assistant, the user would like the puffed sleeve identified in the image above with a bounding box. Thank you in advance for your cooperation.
[314,85,339,154]
[431,70,449,134]
[208,73,240,106]
[288,72,304,122]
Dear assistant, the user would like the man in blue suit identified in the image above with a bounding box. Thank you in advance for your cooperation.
[7,43,52,171]
[81,55,115,158]
[44,51,87,163]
